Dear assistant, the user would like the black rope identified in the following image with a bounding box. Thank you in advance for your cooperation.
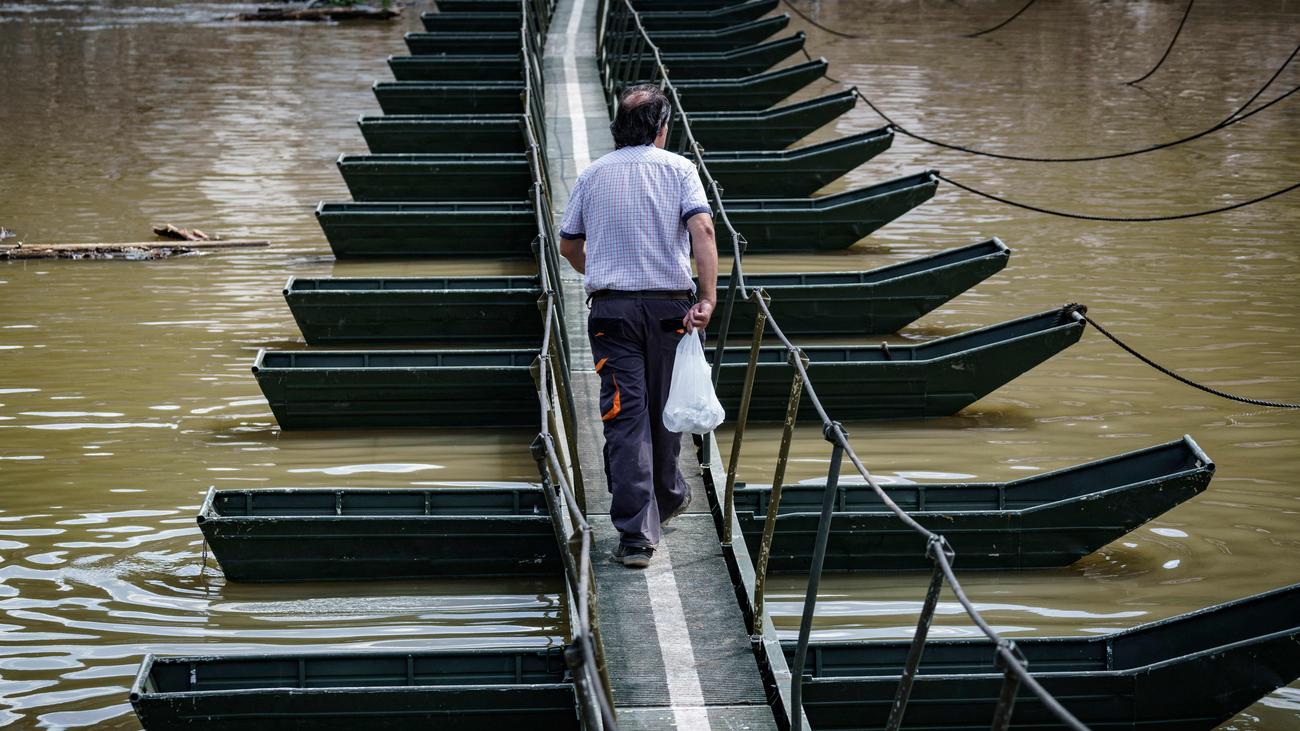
[937,173,1300,221]
[1218,43,1300,126]
[1126,0,1194,85]
[846,43,1299,163]
[860,82,1297,163]
[780,0,866,40]
[1078,309,1300,408]
[966,0,1037,38]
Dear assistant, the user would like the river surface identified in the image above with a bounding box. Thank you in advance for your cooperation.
[1,0,1298,728]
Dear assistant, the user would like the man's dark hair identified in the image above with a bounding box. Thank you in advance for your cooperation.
[610,84,671,149]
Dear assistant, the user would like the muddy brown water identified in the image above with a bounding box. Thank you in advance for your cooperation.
[1,0,1298,728]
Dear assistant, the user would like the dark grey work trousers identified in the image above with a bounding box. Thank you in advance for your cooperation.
[587,296,693,548]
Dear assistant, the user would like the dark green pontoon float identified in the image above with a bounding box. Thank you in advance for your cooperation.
[419,10,521,31]
[638,15,789,53]
[284,275,543,345]
[710,239,1009,339]
[337,153,532,202]
[721,172,939,252]
[669,90,856,151]
[359,114,527,154]
[788,583,1300,731]
[702,127,893,198]
[252,348,539,429]
[630,0,758,8]
[639,0,777,30]
[198,486,559,581]
[714,305,1087,421]
[435,0,526,9]
[316,201,535,258]
[131,647,580,730]
[661,59,826,113]
[733,436,1213,572]
[659,34,805,80]
[433,0,766,32]
[373,81,524,116]
[388,54,524,82]
[405,31,521,55]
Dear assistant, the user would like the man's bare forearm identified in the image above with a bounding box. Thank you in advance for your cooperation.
[559,237,586,274]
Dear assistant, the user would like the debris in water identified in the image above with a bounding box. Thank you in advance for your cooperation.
[0,240,269,260]
[228,2,400,22]
[152,224,217,241]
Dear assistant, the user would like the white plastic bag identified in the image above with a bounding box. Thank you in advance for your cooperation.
[662,330,726,434]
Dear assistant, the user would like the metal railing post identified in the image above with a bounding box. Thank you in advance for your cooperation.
[752,351,806,630]
[790,426,845,731]
[722,288,769,545]
[710,241,745,387]
[991,643,1025,731]
[885,536,953,731]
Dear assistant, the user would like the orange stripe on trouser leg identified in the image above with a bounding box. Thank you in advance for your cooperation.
[594,357,608,372]
[602,374,622,421]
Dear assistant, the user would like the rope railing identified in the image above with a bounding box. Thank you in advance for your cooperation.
[517,3,618,727]
[819,43,1300,164]
[596,2,1095,729]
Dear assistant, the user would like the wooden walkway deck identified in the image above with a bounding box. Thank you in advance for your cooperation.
[542,1,798,728]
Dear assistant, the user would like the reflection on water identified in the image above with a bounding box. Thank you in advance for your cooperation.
[0,1,562,728]
[1,0,1298,727]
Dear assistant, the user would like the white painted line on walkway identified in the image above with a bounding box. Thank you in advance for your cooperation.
[645,544,712,731]
[563,0,591,173]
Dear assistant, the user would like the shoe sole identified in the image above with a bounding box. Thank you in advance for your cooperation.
[611,549,652,569]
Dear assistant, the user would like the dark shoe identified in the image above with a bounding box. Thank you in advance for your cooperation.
[611,544,654,569]
[661,489,693,528]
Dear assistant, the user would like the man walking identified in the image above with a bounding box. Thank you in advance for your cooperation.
[558,84,718,569]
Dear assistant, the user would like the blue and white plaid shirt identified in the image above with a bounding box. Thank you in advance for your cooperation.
[559,144,712,294]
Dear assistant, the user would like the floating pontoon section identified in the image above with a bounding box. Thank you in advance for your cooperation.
[787,583,1300,731]
[638,15,789,52]
[358,114,527,154]
[733,436,1214,572]
[198,485,560,581]
[419,10,521,32]
[669,90,856,151]
[722,172,939,252]
[251,348,540,429]
[388,54,524,82]
[665,59,827,112]
[131,647,580,730]
[337,153,532,202]
[315,201,536,258]
[714,306,1087,421]
[711,239,1010,339]
[638,0,776,29]
[702,127,893,198]
[284,275,543,345]
[404,31,522,56]
[659,34,805,79]
[372,81,525,116]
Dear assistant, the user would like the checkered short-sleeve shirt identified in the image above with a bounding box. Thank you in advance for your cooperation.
[559,144,712,294]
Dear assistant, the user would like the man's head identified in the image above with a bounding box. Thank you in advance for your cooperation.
[610,84,672,149]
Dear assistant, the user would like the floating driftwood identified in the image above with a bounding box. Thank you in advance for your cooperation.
[152,223,217,241]
[230,3,400,22]
[0,240,269,260]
